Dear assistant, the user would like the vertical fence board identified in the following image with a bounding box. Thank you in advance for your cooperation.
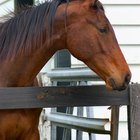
[129,84,140,140]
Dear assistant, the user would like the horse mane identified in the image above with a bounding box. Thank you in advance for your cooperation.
[0,0,69,59]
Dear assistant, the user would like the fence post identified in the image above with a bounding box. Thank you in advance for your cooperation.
[110,106,120,140]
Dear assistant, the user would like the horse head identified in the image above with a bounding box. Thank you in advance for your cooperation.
[56,0,131,90]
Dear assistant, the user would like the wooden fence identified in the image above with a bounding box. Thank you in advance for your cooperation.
[0,85,129,109]
[0,84,139,140]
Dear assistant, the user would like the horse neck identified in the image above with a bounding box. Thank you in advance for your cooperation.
[0,23,66,87]
[0,36,66,87]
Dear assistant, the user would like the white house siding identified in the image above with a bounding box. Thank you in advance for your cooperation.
[0,0,14,18]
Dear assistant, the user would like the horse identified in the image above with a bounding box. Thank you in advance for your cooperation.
[0,0,131,139]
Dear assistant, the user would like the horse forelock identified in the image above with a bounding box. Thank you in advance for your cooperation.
[0,0,69,59]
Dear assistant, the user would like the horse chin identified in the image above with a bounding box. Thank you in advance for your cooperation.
[106,83,127,91]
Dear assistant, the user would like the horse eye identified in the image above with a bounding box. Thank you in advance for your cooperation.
[99,28,107,33]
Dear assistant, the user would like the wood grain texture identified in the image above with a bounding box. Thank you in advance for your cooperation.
[129,84,140,140]
[0,85,129,109]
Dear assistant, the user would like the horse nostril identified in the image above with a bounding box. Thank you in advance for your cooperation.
[107,74,131,91]
[124,74,131,85]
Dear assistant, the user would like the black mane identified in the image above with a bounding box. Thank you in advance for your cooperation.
[0,0,69,59]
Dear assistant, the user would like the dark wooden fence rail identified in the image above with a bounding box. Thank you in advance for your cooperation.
[0,84,138,140]
[0,85,130,109]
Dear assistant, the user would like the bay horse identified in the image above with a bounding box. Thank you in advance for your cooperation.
[0,0,131,139]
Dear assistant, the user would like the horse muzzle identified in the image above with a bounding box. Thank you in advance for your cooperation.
[106,73,131,91]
